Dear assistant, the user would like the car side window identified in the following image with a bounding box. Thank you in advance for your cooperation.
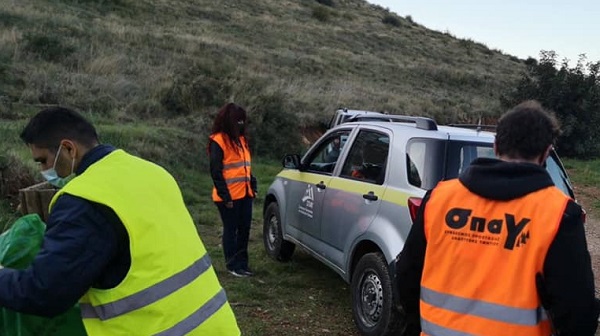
[304,131,350,175]
[340,130,389,185]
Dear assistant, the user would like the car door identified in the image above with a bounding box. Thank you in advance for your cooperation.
[285,130,352,240]
[319,129,390,267]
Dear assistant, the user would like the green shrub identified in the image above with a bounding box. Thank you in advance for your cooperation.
[0,11,26,28]
[22,32,75,62]
[0,153,37,204]
[312,6,332,22]
[315,0,335,7]
[249,92,303,160]
[0,54,10,95]
[55,0,128,13]
[382,14,401,27]
[160,61,235,116]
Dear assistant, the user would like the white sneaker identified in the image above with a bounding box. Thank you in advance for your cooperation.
[228,269,248,278]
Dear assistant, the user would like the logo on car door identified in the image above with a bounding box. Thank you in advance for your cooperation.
[299,184,314,218]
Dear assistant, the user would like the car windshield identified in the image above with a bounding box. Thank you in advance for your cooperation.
[408,139,574,197]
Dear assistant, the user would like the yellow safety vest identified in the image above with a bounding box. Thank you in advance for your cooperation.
[49,149,240,336]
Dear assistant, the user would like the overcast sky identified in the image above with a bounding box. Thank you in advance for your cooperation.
[367,0,600,66]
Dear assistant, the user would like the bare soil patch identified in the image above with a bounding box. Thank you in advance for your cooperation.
[571,185,600,336]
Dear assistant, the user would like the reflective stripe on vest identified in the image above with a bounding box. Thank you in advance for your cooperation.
[49,150,240,335]
[420,179,568,336]
[80,253,213,320]
[421,286,547,326]
[155,289,227,336]
[226,176,251,184]
[210,133,254,202]
[223,161,251,170]
[421,318,471,336]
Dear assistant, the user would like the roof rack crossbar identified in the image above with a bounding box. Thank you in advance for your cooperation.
[446,124,496,132]
[347,114,438,131]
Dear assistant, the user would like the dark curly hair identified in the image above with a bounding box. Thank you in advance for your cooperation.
[495,100,561,160]
[209,102,248,151]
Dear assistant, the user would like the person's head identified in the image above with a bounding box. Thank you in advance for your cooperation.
[332,137,341,149]
[20,107,99,184]
[211,103,247,139]
[494,100,560,165]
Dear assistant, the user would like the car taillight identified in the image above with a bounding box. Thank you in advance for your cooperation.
[408,197,422,222]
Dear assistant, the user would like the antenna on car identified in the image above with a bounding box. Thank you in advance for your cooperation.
[477,115,482,133]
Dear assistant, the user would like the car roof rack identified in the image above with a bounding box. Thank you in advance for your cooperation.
[346,114,438,131]
[446,124,496,132]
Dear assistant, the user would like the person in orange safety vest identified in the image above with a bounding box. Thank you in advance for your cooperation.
[208,103,257,278]
[395,100,599,335]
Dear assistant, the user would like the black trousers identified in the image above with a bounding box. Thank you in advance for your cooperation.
[216,197,253,271]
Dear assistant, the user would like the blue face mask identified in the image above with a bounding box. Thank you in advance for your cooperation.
[41,146,75,188]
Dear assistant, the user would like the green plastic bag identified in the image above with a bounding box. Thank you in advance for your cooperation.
[0,214,45,269]
[0,214,87,336]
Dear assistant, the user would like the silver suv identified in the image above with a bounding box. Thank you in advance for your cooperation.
[262,115,575,336]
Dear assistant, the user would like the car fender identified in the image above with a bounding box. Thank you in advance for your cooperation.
[264,175,289,233]
[344,211,408,282]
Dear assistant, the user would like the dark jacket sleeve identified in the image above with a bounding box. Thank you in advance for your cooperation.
[395,190,432,334]
[251,175,257,195]
[209,140,231,203]
[541,200,599,336]
[0,195,119,317]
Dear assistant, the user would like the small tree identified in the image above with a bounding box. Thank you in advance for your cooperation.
[501,51,600,158]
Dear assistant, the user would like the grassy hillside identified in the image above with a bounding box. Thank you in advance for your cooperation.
[0,0,530,198]
[0,0,523,126]
[0,0,529,202]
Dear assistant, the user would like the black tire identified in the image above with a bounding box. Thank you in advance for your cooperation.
[263,202,295,262]
[351,252,405,336]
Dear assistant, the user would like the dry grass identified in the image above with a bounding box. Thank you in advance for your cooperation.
[0,0,525,127]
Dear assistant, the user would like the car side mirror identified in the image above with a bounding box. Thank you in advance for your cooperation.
[282,154,302,170]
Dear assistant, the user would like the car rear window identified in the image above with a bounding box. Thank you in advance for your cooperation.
[408,139,574,197]
[406,139,494,190]
[406,138,445,190]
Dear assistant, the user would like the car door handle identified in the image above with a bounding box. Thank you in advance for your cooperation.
[362,191,378,201]
[316,181,326,190]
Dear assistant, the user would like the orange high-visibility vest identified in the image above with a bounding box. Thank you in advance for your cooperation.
[210,133,254,202]
[420,179,569,336]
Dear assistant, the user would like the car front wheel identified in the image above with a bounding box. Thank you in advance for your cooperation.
[263,202,295,262]
[351,252,405,336]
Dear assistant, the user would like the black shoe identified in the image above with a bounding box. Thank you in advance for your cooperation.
[240,268,254,276]
[227,269,248,278]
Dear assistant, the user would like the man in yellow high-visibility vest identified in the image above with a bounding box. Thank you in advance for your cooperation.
[0,106,240,335]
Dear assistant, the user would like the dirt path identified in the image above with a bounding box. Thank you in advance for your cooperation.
[575,185,600,288]
[571,185,600,336]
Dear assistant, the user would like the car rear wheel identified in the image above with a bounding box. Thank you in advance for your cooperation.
[263,202,295,262]
[351,252,405,336]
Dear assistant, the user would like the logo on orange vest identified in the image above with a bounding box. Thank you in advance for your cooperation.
[445,208,530,250]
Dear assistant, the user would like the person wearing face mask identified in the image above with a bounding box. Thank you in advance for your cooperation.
[208,103,257,278]
[395,101,599,336]
[0,107,241,335]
